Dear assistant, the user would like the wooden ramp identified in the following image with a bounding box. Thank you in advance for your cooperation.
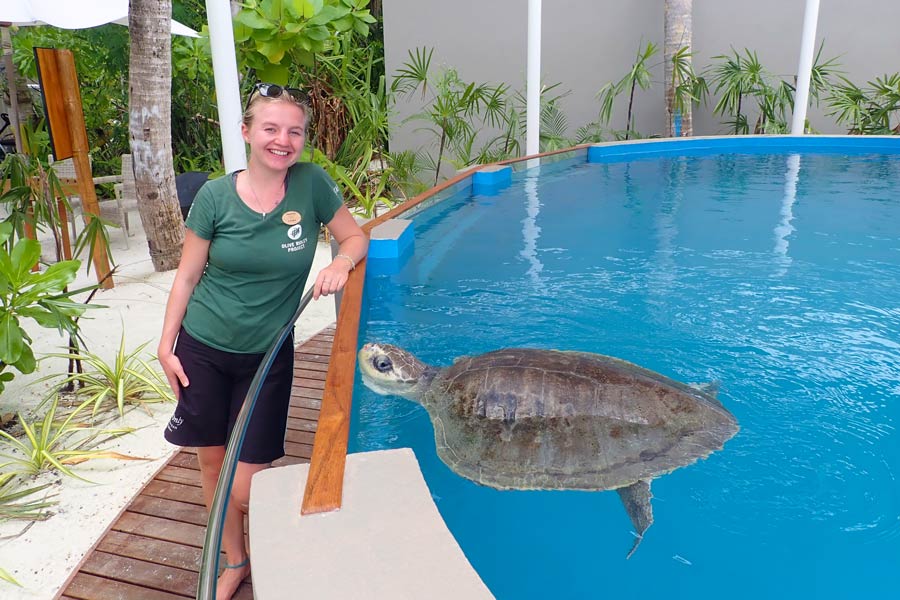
[57,326,335,600]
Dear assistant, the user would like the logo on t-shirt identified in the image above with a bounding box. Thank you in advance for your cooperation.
[287,224,303,240]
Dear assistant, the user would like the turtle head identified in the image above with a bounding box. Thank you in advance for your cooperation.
[358,343,432,402]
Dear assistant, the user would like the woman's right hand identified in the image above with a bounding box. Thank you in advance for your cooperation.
[159,349,189,400]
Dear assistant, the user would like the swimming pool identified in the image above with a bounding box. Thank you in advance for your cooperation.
[351,139,900,598]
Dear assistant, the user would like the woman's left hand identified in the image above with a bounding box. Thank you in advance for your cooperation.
[313,260,352,300]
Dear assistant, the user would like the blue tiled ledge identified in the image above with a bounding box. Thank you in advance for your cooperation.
[588,135,900,162]
[472,165,513,195]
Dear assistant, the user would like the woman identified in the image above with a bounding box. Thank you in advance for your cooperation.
[158,83,367,600]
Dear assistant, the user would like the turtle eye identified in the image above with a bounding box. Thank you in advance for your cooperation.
[374,355,393,373]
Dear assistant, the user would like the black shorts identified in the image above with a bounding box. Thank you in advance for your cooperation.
[163,327,294,464]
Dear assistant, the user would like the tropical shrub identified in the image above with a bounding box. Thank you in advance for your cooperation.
[597,41,658,140]
[41,332,174,418]
[827,73,900,134]
[0,221,87,395]
[0,397,140,482]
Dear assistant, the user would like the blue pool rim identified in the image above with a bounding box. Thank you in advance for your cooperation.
[586,134,900,161]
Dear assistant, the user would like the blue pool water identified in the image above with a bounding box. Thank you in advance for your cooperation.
[351,152,900,599]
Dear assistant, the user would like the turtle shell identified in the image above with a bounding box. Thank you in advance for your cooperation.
[421,348,738,491]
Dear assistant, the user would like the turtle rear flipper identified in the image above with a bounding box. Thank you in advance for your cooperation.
[616,479,653,559]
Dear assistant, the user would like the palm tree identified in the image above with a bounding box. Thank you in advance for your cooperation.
[665,0,693,137]
[128,0,184,271]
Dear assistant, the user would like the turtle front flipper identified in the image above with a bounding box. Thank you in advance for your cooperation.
[616,479,653,559]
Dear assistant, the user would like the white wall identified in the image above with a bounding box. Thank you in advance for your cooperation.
[383,0,900,154]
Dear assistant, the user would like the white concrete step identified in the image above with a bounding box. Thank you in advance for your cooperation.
[249,448,493,599]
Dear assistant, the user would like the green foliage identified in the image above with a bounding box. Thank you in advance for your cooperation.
[706,44,841,134]
[384,149,429,199]
[0,221,88,395]
[0,472,56,521]
[41,332,174,418]
[670,46,708,118]
[827,73,900,134]
[393,48,510,185]
[234,0,377,81]
[597,42,658,139]
[307,147,393,217]
[171,29,222,173]
[0,397,139,482]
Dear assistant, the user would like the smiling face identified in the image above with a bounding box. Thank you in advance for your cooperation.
[241,99,308,171]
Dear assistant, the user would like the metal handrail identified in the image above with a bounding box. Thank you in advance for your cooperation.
[196,287,316,599]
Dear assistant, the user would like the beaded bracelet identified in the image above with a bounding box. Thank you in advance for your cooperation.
[335,253,356,270]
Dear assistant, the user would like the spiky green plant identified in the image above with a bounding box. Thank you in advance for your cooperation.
[0,472,56,521]
[42,332,174,418]
[0,398,141,482]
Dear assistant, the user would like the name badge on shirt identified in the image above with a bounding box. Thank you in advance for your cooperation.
[282,211,302,225]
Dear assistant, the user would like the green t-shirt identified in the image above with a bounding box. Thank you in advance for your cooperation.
[182,162,343,353]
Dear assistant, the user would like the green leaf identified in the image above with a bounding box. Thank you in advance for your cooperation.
[304,26,331,41]
[0,222,13,245]
[0,314,24,364]
[12,343,35,374]
[234,10,274,30]
[300,0,324,19]
[16,306,61,329]
[308,4,345,26]
[257,40,287,64]
[256,63,292,85]
[10,239,41,285]
[352,19,369,37]
[332,16,354,32]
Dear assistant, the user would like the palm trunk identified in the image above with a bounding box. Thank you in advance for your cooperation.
[665,0,693,137]
[626,79,637,140]
[434,126,447,187]
[128,0,184,271]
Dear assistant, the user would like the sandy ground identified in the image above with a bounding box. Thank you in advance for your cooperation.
[0,214,339,598]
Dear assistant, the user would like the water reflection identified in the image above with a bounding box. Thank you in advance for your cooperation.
[774,153,801,276]
[520,172,543,285]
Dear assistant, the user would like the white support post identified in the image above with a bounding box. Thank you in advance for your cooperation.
[526,0,541,157]
[790,0,820,135]
[206,0,246,172]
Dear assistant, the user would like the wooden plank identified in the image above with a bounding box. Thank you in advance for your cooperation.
[286,417,318,433]
[284,429,315,446]
[142,480,206,506]
[288,406,322,421]
[271,455,308,468]
[291,376,326,389]
[155,465,201,487]
[98,531,202,573]
[284,440,313,459]
[168,452,199,470]
[291,388,324,403]
[296,356,329,368]
[80,551,196,597]
[295,352,331,362]
[301,263,363,514]
[64,572,188,600]
[128,495,208,527]
[113,512,205,548]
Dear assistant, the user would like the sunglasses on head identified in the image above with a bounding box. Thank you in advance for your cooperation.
[244,83,310,112]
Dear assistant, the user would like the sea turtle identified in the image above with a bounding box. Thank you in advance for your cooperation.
[358,342,740,558]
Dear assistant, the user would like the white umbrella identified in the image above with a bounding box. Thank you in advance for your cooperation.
[0,0,199,37]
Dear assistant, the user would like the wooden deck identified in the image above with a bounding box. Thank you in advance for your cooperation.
[57,326,335,600]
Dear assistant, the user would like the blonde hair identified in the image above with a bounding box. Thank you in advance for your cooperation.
[242,94,311,133]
